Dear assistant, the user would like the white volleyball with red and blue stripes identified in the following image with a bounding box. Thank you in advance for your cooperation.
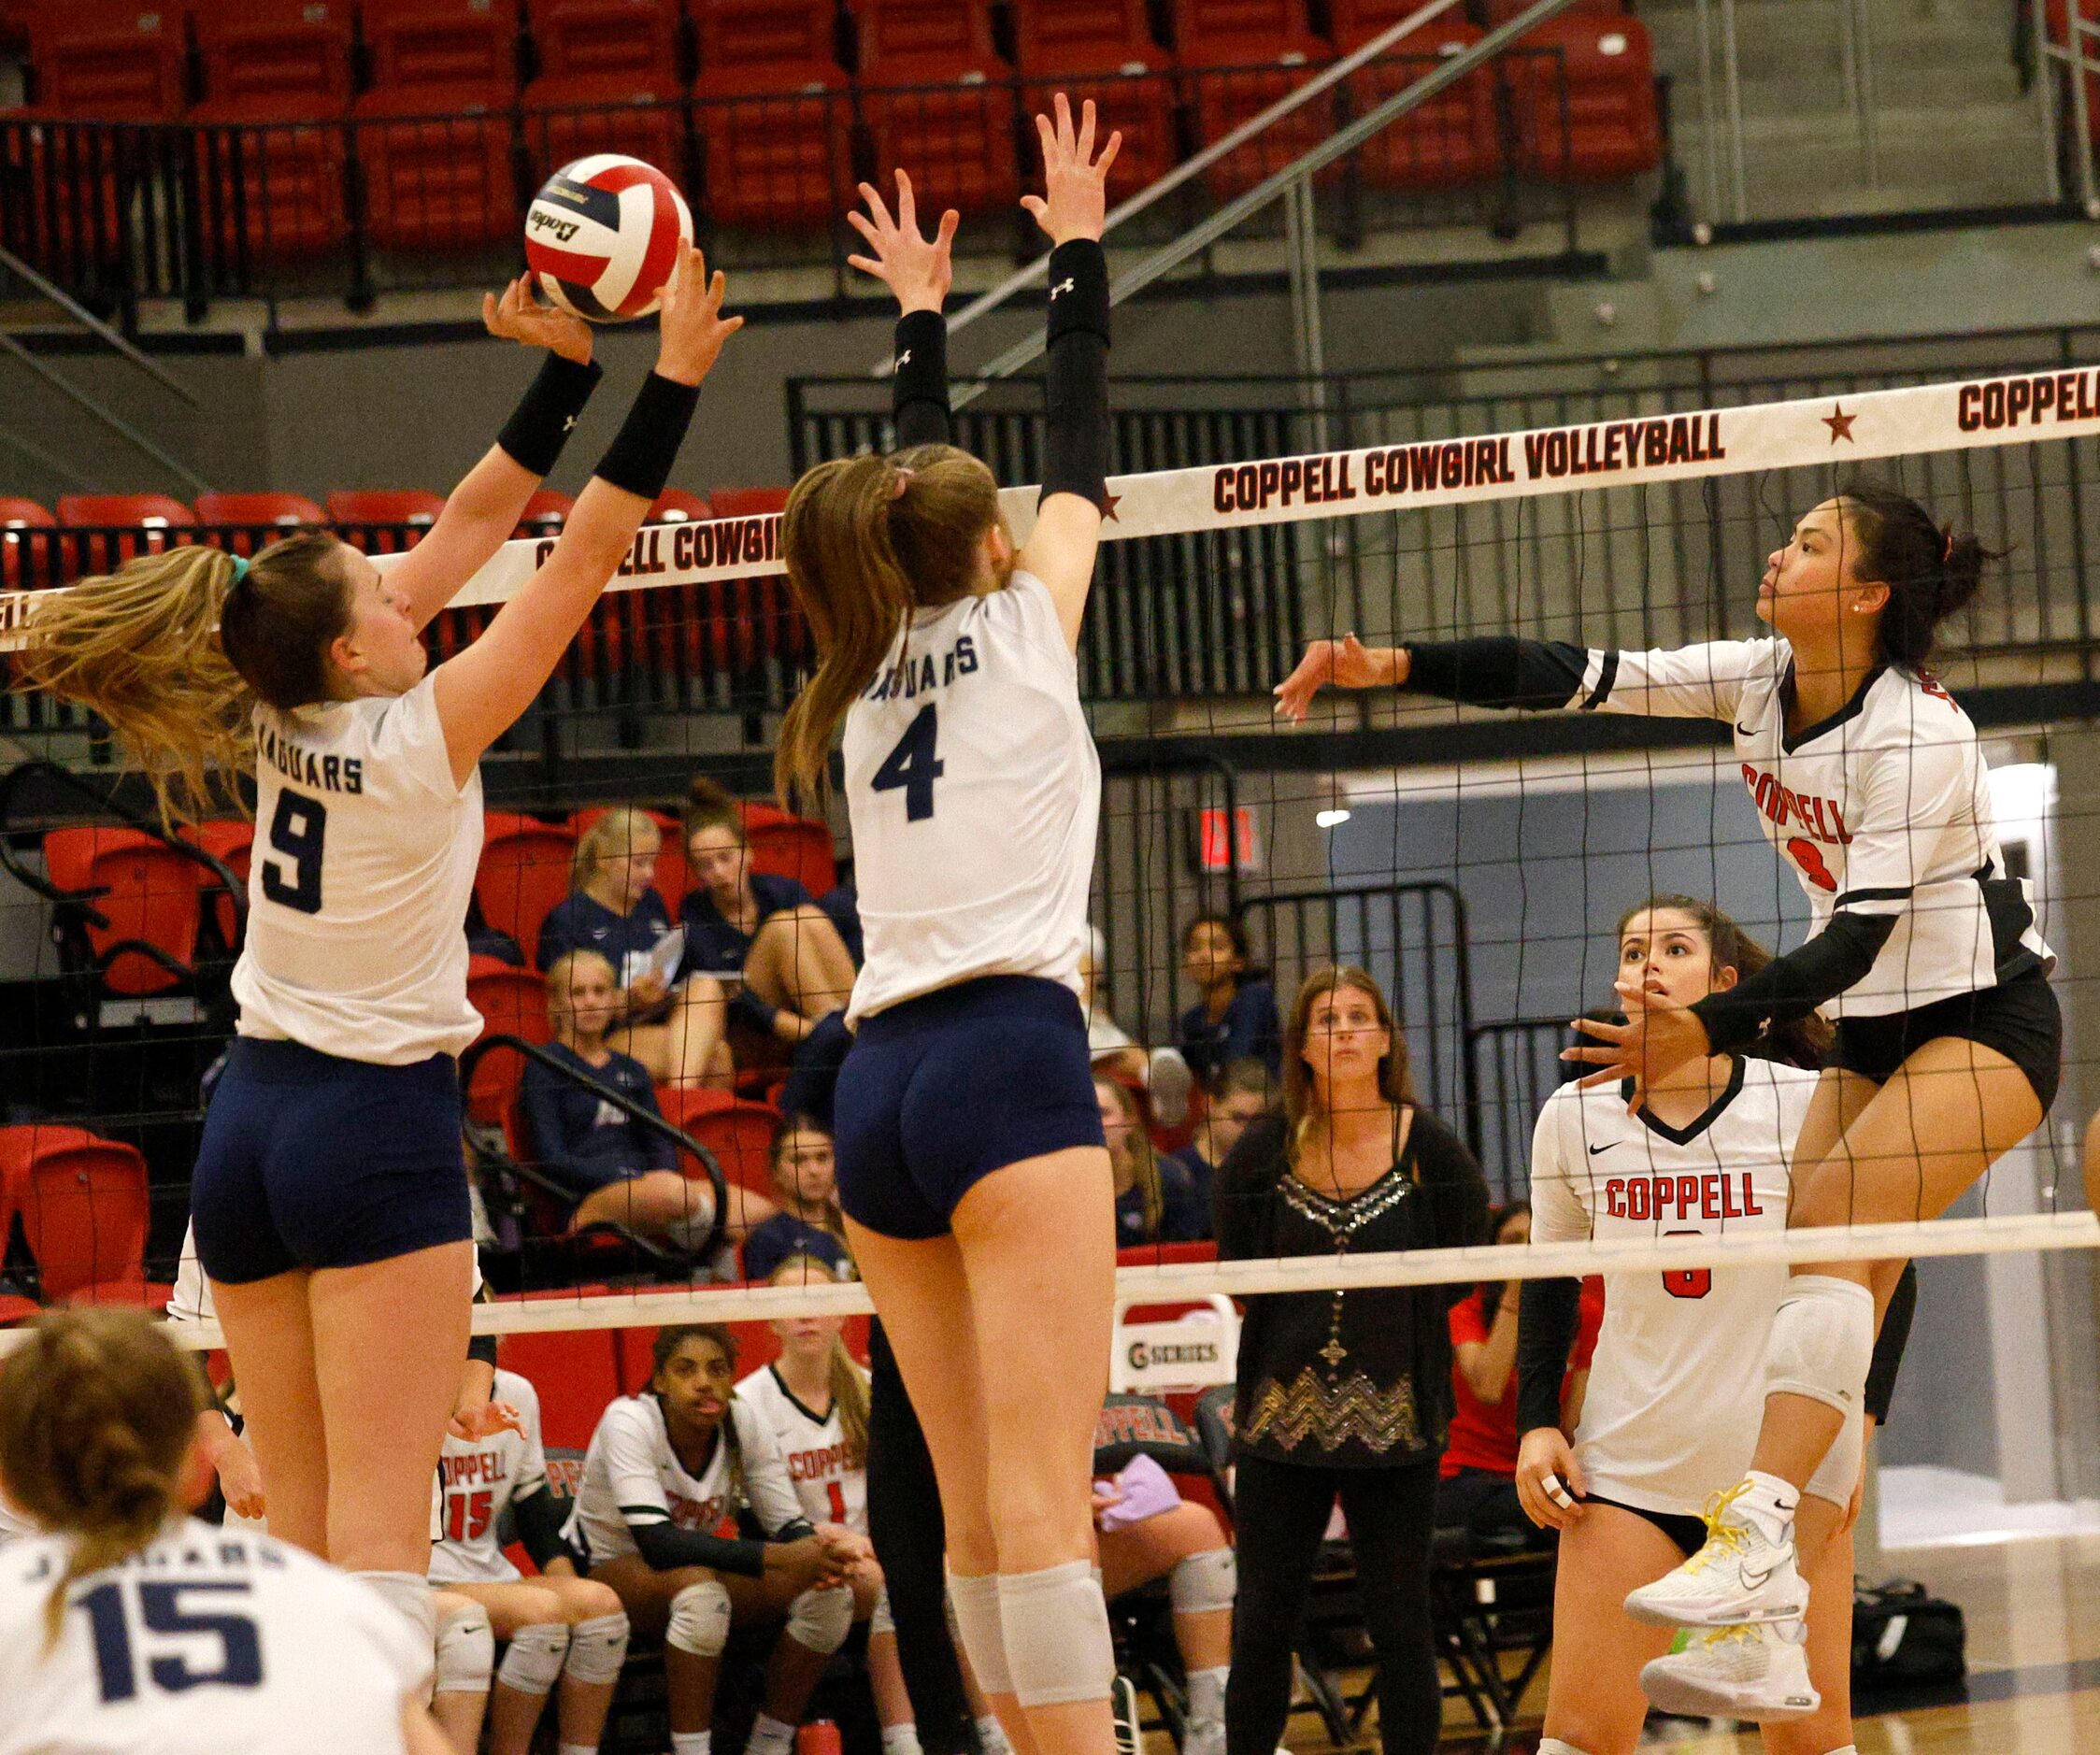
[524,154,693,323]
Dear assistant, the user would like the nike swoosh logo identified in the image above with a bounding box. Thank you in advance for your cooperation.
[1739,1560,1778,1589]
[1736,723,1757,735]
[1588,1143,1614,1155]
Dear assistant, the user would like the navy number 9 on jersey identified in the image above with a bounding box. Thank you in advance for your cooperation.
[261,790,327,915]
[79,1578,264,1703]
[872,703,945,821]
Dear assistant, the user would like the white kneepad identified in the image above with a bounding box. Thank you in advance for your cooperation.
[1765,1276,1875,1417]
[947,1574,1012,1696]
[435,1600,495,1694]
[787,1583,854,1655]
[1536,1739,1599,1755]
[666,1579,733,1658]
[1805,1403,1866,1510]
[1168,1548,1236,1617]
[496,1620,571,1696]
[565,1611,632,1685]
[997,1562,1114,1708]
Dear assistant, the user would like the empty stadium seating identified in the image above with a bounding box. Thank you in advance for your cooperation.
[1336,16,1498,191]
[464,954,553,1125]
[19,0,187,120]
[738,802,837,896]
[518,488,575,534]
[192,491,330,530]
[654,1087,779,1197]
[183,818,254,953]
[523,0,687,172]
[1011,0,1177,197]
[856,0,1022,217]
[3,1126,172,1309]
[1171,0,1339,198]
[192,1,357,110]
[0,494,52,586]
[42,824,214,997]
[692,1,852,228]
[1502,11,1659,181]
[326,487,447,538]
[477,812,580,962]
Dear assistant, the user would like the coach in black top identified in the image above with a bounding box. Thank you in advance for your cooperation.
[1215,966,1489,1755]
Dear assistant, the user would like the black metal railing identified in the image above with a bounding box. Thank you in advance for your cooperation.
[0,50,1586,325]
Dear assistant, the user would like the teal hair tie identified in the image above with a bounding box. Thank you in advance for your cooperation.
[227,552,250,583]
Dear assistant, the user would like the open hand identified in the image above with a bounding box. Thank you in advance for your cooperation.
[1021,93,1121,246]
[448,1400,525,1443]
[1561,979,1710,1111]
[653,243,744,388]
[1272,635,1404,721]
[483,274,593,365]
[213,1434,266,1521]
[848,170,960,316]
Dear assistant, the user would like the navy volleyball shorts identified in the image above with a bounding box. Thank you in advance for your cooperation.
[1831,968,2062,1112]
[191,1036,473,1285]
[835,975,1107,1241]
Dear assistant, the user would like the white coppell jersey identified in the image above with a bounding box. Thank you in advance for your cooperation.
[1530,1058,1817,1517]
[1570,638,2051,1016]
[236,674,486,1063]
[842,572,1101,1024]
[0,1495,27,1547]
[428,1369,549,1586]
[736,1363,869,1534]
[0,1518,426,1755]
[561,1393,809,1567]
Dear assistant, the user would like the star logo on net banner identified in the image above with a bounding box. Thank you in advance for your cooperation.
[1821,403,1858,444]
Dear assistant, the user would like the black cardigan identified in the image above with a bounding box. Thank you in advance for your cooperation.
[1216,1108,1490,1469]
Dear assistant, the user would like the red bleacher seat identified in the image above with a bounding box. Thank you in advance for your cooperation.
[190,101,352,261]
[523,70,687,177]
[477,811,581,964]
[193,491,330,528]
[655,1088,779,1198]
[736,802,836,897]
[1479,0,1623,18]
[42,825,211,997]
[326,488,448,550]
[693,0,836,70]
[54,494,195,575]
[571,805,687,912]
[1010,0,1176,197]
[193,0,356,108]
[355,87,520,249]
[183,819,254,952]
[858,36,1022,218]
[692,59,852,227]
[518,488,575,534]
[1172,0,1336,197]
[1504,13,1659,182]
[497,1318,622,1449]
[7,1128,172,1309]
[530,0,684,78]
[650,488,714,521]
[0,495,52,588]
[1336,17,1496,190]
[20,0,187,119]
[465,955,552,1124]
[362,0,523,89]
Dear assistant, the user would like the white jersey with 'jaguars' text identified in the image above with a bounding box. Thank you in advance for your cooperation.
[1567,638,2050,1016]
[0,1518,426,1755]
[842,572,1100,1024]
[1530,1058,1818,1518]
[736,1363,868,1533]
[236,673,485,1063]
[429,1369,549,1586]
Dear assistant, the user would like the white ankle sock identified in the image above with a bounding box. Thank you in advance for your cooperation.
[559,1746,600,1755]
[672,1734,713,1755]
[1186,1665,1228,1724]
[746,1714,797,1755]
[880,1726,922,1755]
[1736,1469,1801,1544]
[974,1716,1014,1755]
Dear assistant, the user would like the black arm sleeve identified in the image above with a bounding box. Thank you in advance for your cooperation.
[1040,238,1109,507]
[1413,1114,1493,1311]
[510,1485,571,1571]
[1402,636,1594,711]
[1212,1116,1286,1262]
[1864,1261,1918,1426]
[1690,912,1896,1054]
[1516,1277,1583,1436]
[631,1519,768,1578]
[892,309,951,449]
[466,1334,497,1368]
[496,352,604,477]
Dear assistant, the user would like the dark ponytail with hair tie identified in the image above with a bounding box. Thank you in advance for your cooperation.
[1836,478,2001,675]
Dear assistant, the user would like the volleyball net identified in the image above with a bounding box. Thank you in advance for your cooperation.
[0,361,2095,1418]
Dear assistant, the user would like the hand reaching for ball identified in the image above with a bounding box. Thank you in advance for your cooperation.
[652,243,743,388]
[482,274,593,366]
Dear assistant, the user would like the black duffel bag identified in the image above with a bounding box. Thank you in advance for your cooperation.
[1852,1578,1965,1686]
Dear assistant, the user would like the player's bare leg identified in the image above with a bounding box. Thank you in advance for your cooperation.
[846,1225,1040,1755]
[748,906,857,1023]
[447,1576,623,1755]
[1538,1506,1680,1754]
[593,1558,724,1737]
[662,974,733,1090]
[573,1169,716,1254]
[208,1268,328,1556]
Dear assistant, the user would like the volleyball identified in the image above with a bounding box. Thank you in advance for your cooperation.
[523,153,693,323]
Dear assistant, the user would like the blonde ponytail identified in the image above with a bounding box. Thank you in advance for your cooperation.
[776,444,1001,807]
[16,529,353,826]
[829,1337,870,1471]
[0,1309,199,1648]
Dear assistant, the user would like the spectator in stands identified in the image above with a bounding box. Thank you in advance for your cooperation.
[1178,914,1280,1089]
[1082,927,1194,1126]
[1215,967,1489,1755]
[1164,1057,1276,1220]
[539,806,731,1088]
[744,1115,853,1283]
[1097,1074,1207,1248]
[520,949,719,1258]
[562,1324,867,1755]
[1436,1204,1547,1550]
[681,779,858,1066]
[1093,1448,1235,1755]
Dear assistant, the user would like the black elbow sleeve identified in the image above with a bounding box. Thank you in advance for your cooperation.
[1691,912,1894,1054]
[1041,239,1110,508]
[1516,1277,1582,1435]
[1403,637,1591,711]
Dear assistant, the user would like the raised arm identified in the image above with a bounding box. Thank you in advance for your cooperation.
[392,278,604,631]
[433,245,741,788]
[846,170,959,449]
[1014,94,1120,649]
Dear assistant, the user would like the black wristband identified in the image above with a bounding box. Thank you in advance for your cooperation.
[893,309,950,445]
[465,1333,497,1367]
[593,371,702,501]
[1046,238,1109,344]
[496,352,603,477]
